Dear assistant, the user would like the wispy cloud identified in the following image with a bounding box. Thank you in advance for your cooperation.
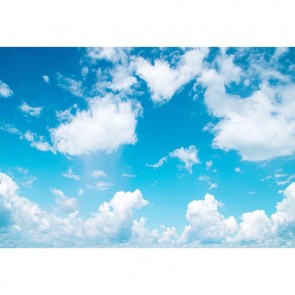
[62,168,81,181]
[122,173,136,178]
[57,73,84,97]
[19,102,43,117]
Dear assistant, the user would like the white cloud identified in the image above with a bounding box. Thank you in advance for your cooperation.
[0,172,149,246]
[86,48,128,64]
[78,189,84,197]
[198,175,210,181]
[208,183,218,190]
[181,193,238,244]
[146,156,168,169]
[135,48,208,104]
[131,217,178,246]
[95,181,113,191]
[81,67,89,79]
[0,80,13,98]
[235,210,272,242]
[122,173,136,178]
[62,168,81,181]
[92,170,108,178]
[24,131,55,154]
[109,65,137,91]
[206,160,213,169]
[146,145,200,173]
[234,182,295,245]
[234,167,242,173]
[271,182,295,235]
[19,102,42,117]
[21,176,37,188]
[170,145,199,174]
[1,125,55,154]
[52,188,78,213]
[51,95,142,155]
[57,73,84,97]
[3,171,295,246]
[42,75,50,83]
[273,47,288,59]
[199,50,295,162]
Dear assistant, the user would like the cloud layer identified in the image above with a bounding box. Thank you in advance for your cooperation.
[2,172,295,247]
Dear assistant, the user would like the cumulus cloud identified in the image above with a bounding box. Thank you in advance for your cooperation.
[0,80,13,98]
[0,125,55,154]
[199,49,295,162]
[170,145,199,173]
[19,102,42,117]
[181,193,238,244]
[2,172,295,246]
[131,217,178,246]
[51,95,142,155]
[235,210,272,242]
[135,48,209,104]
[0,172,149,246]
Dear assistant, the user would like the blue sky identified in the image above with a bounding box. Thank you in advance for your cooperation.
[0,47,295,247]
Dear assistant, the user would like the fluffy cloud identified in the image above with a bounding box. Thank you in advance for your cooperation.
[0,80,13,98]
[135,48,209,104]
[0,172,149,246]
[181,194,238,244]
[170,145,199,173]
[199,49,295,162]
[271,183,295,235]
[86,48,128,64]
[3,171,295,246]
[51,95,142,155]
[180,183,295,246]
[109,65,137,91]
[52,188,78,213]
[19,102,42,117]
[131,217,178,246]
[235,210,272,242]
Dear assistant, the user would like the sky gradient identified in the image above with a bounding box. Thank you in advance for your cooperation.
[0,47,295,247]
